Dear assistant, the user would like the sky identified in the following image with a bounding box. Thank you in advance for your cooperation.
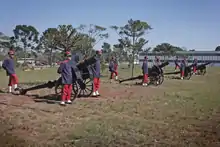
[0,0,219,51]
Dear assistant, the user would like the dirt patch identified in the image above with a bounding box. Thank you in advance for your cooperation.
[0,80,220,146]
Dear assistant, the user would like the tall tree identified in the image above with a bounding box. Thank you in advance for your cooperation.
[77,24,108,55]
[215,46,220,51]
[111,19,152,77]
[12,25,39,62]
[41,28,59,66]
[54,25,82,52]
[152,43,184,60]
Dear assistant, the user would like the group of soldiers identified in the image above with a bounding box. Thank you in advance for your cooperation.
[2,49,199,105]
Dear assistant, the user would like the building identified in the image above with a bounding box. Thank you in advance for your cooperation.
[139,51,220,67]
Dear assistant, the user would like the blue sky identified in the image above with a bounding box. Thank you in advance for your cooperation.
[0,0,219,51]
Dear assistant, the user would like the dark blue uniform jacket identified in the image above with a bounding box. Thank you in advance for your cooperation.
[93,56,101,78]
[180,60,186,70]
[2,58,15,76]
[57,59,73,84]
[175,59,179,66]
[193,59,198,66]
[142,60,148,74]
[109,60,115,72]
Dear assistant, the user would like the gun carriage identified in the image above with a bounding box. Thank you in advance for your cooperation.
[196,62,211,75]
[164,62,211,79]
[17,54,97,99]
[119,61,169,86]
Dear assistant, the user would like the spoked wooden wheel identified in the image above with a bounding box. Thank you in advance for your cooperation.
[184,71,192,80]
[72,78,93,97]
[150,72,161,86]
[55,78,62,96]
[54,78,76,100]
[199,69,206,75]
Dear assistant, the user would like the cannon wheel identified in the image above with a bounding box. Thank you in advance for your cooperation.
[72,78,93,97]
[54,78,77,101]
[149,72,163,86]
[198,68,206,75]
[184,71,192,80]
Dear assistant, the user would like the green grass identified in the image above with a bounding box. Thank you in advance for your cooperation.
[0,66,220,147]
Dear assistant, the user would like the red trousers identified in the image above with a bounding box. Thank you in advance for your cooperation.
[143,74,148,83]
[8,74,18,86]
[93,78,100,92]
[175,65,179,70]
[61,84,72,101]
[181,71,185,77]
[193,67,197,73]
[110,71,118,79]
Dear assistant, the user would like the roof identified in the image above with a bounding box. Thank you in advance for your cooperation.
[139,51,220,56]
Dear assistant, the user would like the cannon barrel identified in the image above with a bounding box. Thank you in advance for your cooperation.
[76,56,97,70]
[196,62,211,69]
[158,61,169,69]
[119,61,169,84]
[119,75,143,83]
[18,80,57,95]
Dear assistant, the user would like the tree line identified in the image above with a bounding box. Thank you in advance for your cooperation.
[2,18,217,76]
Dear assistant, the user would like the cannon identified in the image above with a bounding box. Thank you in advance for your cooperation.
[196,62,211,75]
[17,54,97,98]
[164,62,211,80]
[119,61,169,86]
[164,63,194,80]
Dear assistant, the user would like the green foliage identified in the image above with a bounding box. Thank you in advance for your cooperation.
[12,25,39,61]
[77,24,109,56]
[111,19,152,77]
[152,43,183,56]
[215,46,220,51]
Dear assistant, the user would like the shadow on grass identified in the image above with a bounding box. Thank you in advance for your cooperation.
[25,94,61,104]
[0,90,5,93]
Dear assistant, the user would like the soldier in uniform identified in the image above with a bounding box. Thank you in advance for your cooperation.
[92,50,102,97]
[180,58,186,80]
[57,51,73,105]
[192,58,198,74]
[174,56,179,71]
[142,56,148,86]
[2,49,19,93]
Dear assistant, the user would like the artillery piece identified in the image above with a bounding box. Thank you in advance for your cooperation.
[17,54,97,98]
[164,62,211,80]
[119,61,169,86]
[196,62,211,75]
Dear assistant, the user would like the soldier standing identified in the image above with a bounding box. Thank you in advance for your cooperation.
[142,56,148,86]
[92,50,102,97]
[2,49,19,93]
[57,51,73,105]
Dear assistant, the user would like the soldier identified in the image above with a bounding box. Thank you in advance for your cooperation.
[109,57,115,83]
[92,50,102,97]
[57,51,73,105]
[142,56,148,86]
[174,56,179,71]
[2,49,19,93]
[192,58,198,74]
[154,56,160,66]
[180,58,186,80]
[114,57,119,80]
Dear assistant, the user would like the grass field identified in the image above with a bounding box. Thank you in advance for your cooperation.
[0,65,220,147]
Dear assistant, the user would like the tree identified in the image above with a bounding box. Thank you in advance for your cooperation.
[111,19,152,77]
[13,25,39,62]
[54,25,82,52]
[152,43,184,60]
[41,28,59,66]
[215,46,220,51]
[77,24,109,55]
